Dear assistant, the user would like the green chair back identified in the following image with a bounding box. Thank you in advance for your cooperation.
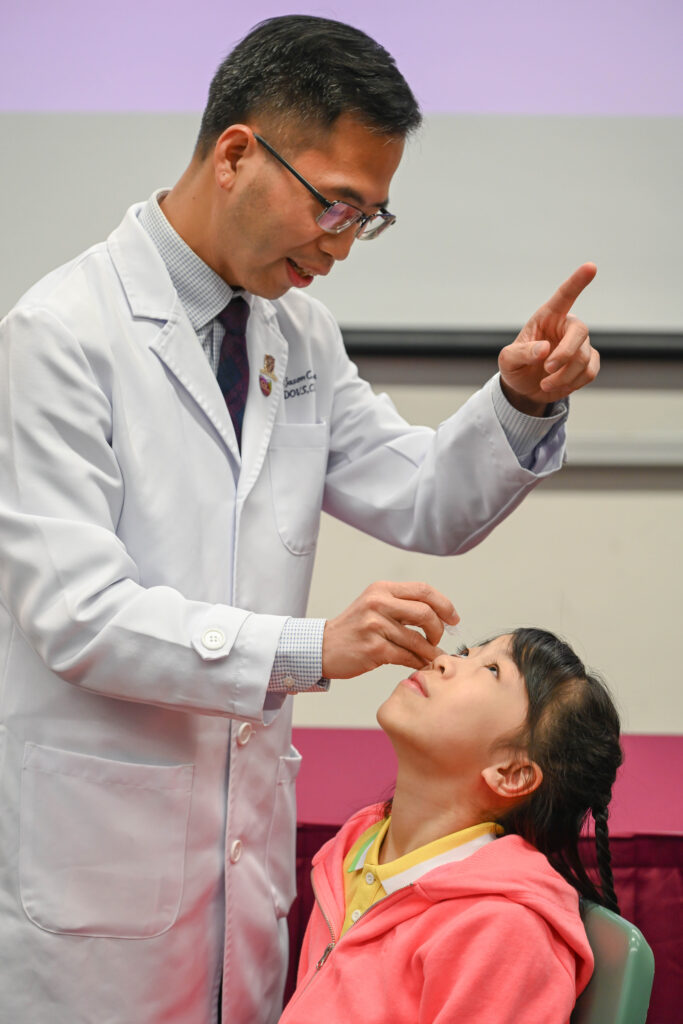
[571,901,655,1024]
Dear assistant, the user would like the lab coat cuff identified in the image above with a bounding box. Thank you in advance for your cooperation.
[491,374,568,466]
[191,610,250,661]
[192,610,289,722]
[485,375,568,476]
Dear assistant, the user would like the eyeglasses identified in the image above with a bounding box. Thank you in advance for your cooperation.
[254,133,396,241]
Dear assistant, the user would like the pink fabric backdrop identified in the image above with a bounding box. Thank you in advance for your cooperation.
[293,729,683,836]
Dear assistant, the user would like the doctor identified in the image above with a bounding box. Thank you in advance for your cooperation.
[0,15,599,1024]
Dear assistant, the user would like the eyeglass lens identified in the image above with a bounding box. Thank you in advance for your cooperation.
[317,204,393,240]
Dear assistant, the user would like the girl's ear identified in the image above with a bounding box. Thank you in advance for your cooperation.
[481,757,543,801]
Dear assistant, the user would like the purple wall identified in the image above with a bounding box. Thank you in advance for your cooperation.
[3,0,682,114]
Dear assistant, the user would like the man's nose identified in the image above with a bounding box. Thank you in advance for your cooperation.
[318,226,357,262]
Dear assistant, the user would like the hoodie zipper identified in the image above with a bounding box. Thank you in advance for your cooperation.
[310,871,338,967]
[315,941,335,969]
[280,873,338,1012]
[311,877,404,970]
[283,877,413,1014]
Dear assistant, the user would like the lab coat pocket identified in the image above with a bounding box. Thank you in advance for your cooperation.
[268,421,328,555]
[265,747,302,917]
[20,742,194,938]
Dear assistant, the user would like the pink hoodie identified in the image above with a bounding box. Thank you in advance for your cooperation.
[280,803,593,1024]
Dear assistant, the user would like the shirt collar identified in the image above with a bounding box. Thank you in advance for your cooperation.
[138,188,234,331]
[349,819,502,895]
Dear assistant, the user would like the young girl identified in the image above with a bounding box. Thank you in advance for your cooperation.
[279,627,622,1024]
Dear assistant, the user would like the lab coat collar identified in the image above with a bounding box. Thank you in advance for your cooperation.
[106,202,289,480]
[107,201,178,320]
[238,305,288,500]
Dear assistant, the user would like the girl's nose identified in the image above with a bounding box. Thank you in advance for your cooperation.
[431,653,452,675]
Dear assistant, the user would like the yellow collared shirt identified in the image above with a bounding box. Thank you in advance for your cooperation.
[341,817,502,936]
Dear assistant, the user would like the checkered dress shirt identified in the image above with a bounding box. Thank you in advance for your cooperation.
[139,191,327,694]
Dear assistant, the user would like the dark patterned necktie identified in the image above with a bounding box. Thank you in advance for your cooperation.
[217,296,250,449]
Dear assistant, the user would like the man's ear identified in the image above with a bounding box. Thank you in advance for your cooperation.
[481,756,543,802]
[213,125,254,189]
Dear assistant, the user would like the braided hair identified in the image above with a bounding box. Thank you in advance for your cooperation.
[498,628,622,914]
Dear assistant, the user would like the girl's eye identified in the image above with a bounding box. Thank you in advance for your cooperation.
[456,646,469,657]
[486,663,499,677]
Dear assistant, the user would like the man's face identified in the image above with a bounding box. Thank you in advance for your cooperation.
[212,115,404,298]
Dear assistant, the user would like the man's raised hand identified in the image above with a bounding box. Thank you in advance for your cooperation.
[498,262,599,414]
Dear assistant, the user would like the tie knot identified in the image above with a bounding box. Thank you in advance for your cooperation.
[217,295,250,337]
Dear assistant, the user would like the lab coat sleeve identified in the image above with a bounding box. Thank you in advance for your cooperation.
[0,306,284,722]
[322,332,566,555]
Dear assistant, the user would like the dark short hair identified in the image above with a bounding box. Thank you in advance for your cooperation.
[195,15,421,156]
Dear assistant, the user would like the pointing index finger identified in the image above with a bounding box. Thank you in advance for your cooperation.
[544,262,597,318]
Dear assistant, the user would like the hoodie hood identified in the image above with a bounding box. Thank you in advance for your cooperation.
[415,832,593,977]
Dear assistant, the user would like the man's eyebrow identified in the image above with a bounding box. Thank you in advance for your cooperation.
[325,183,390,209]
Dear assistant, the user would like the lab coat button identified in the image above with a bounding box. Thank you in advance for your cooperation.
[202,628,226,651]
[236,722,253,746]
[365,871,375,885]
[229,840,243,863]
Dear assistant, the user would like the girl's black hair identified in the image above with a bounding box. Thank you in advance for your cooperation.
[499,627,623,914]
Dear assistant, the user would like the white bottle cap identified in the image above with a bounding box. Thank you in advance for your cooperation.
[440,620,467,652]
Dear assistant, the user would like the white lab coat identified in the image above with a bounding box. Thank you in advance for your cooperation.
[0,204,566,1023]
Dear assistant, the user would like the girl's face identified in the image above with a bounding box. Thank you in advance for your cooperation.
[377,635,530,776]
